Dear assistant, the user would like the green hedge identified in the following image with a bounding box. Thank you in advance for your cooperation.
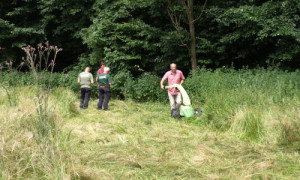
[1,68,300,104]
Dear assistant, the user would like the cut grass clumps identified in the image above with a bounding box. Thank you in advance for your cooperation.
[262,104,300,146]
[279,120,300,145]
[230,109,264,142]
[276,107,300,146]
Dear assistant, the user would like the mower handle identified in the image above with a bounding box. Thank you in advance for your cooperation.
[164,86,178,90]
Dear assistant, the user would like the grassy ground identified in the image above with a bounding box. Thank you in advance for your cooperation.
[1,86,299,179]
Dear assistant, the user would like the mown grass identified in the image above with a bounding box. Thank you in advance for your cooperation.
[1,83,299,179]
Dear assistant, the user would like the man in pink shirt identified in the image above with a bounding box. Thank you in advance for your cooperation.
[160,63,185,111]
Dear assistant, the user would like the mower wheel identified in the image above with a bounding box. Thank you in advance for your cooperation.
[194,109,202,117]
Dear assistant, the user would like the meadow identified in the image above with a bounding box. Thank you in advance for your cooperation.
[0,68,300,179]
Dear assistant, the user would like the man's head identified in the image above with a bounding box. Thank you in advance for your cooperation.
[101,61,106,68]
[85,67,91,72]
[170,63,177,73]
[104,67,110,73]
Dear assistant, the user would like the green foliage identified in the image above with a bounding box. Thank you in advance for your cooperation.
[215,0,300,67]
[0,0,94,70]
[110,70,134,99]
[0,71,68,87]
[80,0,188,75]
[124,73,168,102]
[1,0,300,71]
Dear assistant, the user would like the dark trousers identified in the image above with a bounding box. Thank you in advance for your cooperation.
[80,88,91,108]
[98,87,110,110]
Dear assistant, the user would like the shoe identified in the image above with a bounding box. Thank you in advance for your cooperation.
[97,108,102,110]
[171,109,180,118]
[83,107,87,109]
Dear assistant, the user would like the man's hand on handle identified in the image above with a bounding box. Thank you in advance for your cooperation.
[160,79,165,90]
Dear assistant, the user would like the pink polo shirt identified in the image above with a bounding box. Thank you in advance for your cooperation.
[162,70,185,95]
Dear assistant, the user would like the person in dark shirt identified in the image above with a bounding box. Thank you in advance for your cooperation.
[97,67,112,111]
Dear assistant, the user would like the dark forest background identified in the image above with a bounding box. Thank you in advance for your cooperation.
[1,0,299,76]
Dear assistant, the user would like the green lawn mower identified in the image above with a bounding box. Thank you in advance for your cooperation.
[165,84,202,118]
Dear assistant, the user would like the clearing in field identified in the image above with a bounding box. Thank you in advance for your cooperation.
[1,86,299,179]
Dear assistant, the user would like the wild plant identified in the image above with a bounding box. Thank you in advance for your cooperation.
[21,42,62,142]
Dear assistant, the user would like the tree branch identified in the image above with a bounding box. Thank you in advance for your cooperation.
[192,0,208,23]
[179,0,188,10]
[168,2,188,47]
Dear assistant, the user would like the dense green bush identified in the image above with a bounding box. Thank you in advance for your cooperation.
[110,70,134,99]
[124,73,167,102]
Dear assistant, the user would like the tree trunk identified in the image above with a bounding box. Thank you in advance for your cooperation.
[187,0,197,71]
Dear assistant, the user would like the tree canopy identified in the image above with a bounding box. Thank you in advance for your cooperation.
[1,0,299,75]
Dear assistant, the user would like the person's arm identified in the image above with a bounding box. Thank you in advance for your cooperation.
[90,74,94,84]
[96,71,99,81]
[77,77,81,84]
[180,71,185,85]
[180,79,184,85]
[160,79,165,89]
[108,75,112,86]
[161,72,168,89]
[96,74,99,87]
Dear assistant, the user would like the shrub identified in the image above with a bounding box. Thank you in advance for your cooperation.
[110,70,134,99]
[128,73,167,102]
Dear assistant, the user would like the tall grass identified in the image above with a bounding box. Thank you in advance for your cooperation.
[0,86,79,179]
[184,67,300,145]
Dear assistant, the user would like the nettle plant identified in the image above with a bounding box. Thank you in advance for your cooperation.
[21,42,63,142]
